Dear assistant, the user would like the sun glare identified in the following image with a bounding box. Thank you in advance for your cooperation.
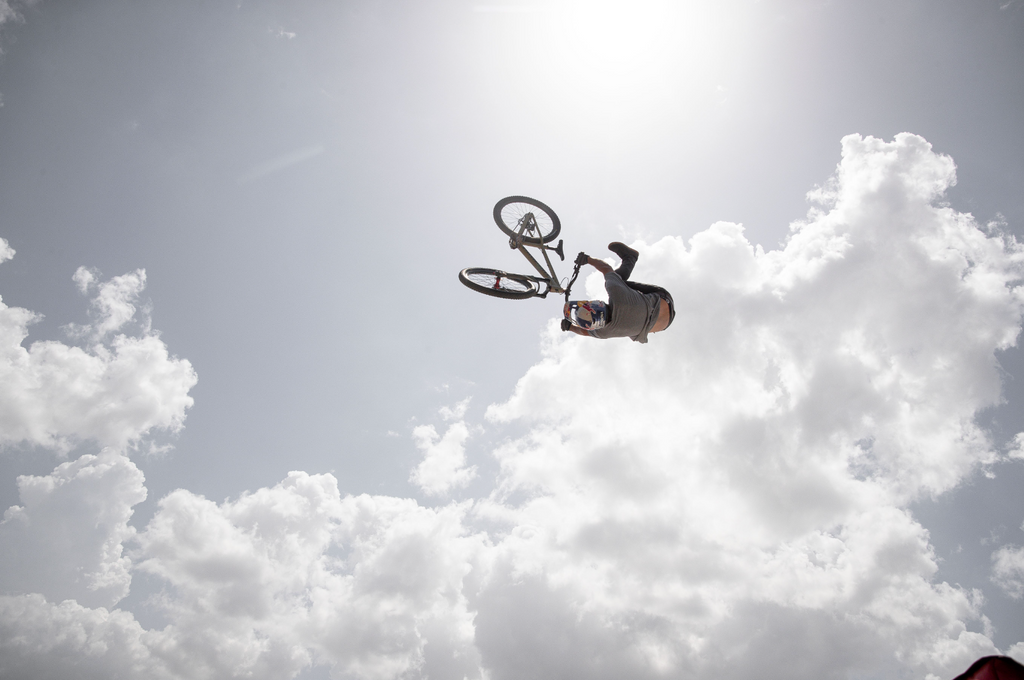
[480,0,751,140]
[553,1,744,87]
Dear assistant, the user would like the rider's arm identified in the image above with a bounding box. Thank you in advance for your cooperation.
[586,256,614,275]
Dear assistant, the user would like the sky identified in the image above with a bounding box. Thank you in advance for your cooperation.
[0,0,1023,678]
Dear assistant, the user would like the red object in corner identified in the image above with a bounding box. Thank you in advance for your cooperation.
[952,656,1024,680]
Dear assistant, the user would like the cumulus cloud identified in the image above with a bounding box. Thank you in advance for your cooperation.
[0,450,146,608]
[410,399,477,496]
[0,594,174,680]
[475,132,1022,679]
[0,260,197,452]
[3,473,486,679]
[66,267,150,341]
[1008,432,1024,460]
[2,133,1023,680]
[992,537,1024,599]
[135,474,485,679]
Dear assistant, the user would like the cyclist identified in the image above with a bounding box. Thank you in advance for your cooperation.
[561,243,674,343]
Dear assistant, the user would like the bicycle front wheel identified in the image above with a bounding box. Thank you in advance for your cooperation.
[459,268,540,300]
[493,196,561,244]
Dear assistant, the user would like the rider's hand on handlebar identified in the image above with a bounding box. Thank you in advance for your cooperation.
[561,319,572,332]
[574,252,589,266]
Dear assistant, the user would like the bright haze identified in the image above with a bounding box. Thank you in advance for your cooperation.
[0,1,1023,678]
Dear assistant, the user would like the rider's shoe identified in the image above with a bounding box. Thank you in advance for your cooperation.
[608,242,638,260]
[608,242,638,280]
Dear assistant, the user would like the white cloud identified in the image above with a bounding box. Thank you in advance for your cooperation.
[1008,432,1024,460]
[0,450,146,609]
[439,397,471,422]
[0,1,29,31]
[0,260,197,452]
[0,236,13,263]
[0,1,40,61]
[410,402,477,496]
[475,132,1022,679]
[0,594,174,680]
[66,267,150,341]
[1,472,487,680]
[1,133,1023,679]
[132,473,485,679]
[992,541,1024,599]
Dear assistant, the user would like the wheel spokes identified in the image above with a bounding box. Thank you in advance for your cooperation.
[466,271,532,293]
[502,203,554,238]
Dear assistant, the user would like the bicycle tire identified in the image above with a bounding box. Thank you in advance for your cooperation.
[459,267,540,300]
[493,196,561,244]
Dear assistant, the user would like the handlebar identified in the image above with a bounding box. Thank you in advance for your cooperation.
[563,255,586,302]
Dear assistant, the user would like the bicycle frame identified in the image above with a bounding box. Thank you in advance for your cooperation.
[507,213,565,297]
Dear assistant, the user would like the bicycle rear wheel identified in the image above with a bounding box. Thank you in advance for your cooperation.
[493,196,561,244]
[459,267,540,299]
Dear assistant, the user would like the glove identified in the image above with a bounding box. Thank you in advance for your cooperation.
[560,319,572,332]
[574,252,589,266]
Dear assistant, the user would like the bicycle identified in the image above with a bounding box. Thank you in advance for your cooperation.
[459,196,584,302]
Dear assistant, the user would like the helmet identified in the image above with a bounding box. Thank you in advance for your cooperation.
[563,300,609,330]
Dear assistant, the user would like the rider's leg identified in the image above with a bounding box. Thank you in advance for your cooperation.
[608,242,639,280]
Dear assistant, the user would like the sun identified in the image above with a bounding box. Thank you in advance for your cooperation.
[479,0,751,139]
